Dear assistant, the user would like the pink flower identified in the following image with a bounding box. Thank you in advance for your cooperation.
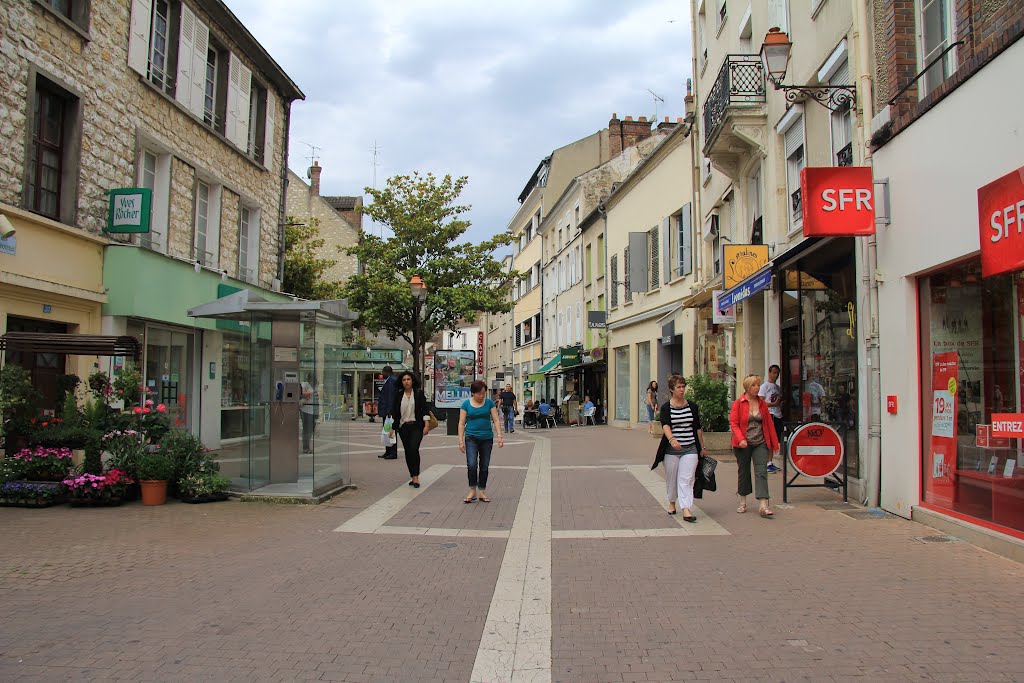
[156,404,167,413]
[145,399,154,407]
[142,408,151,414]
[133,406,143,414]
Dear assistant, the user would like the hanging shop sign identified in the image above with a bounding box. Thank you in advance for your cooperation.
[787,422,843,478]
[105,188,152,234]
[978,165,1024,278]
[712,290,736,325]
[717,267,772,309]
[587,311,607,329]
[433,349,476,408]
[560,346,581,368]
[723,244,769,289]
[476,331,484,376]
[799,166,875,237]
[926,352,959,507]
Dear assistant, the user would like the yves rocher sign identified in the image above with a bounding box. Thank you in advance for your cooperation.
[979,165,1024,278]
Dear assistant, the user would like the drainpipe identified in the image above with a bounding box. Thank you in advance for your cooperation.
[598,202,609,412]
[277,99,293,289]
[852,0,882,508]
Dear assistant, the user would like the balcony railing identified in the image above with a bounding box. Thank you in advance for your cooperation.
[702,55,766,145]
[837,142,853,167]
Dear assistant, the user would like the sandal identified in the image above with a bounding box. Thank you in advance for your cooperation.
[736,504,747,514]
[463,496,477,504]
[479,496,491,503]
[759,508,774,518]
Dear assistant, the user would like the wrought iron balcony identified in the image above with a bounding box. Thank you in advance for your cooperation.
[837,142,853,167]
[702,55,766,148]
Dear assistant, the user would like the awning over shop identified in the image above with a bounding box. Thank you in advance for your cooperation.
[0,332,141,359]
[717,266,773,309]
[681,276,722,309]
[537,353,562,374]
[329,361,409,373]
[187,288,358,321]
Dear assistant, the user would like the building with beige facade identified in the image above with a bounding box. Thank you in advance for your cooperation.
[284,162,360,287]
[482,255,514,391]
[690,0,872,492]
[0,0,302,457]
[603,121,699,428]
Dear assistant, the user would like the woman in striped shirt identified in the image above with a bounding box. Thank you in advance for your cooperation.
[658,374,707,522]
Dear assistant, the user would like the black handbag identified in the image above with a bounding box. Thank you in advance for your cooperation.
[699,454,718,480]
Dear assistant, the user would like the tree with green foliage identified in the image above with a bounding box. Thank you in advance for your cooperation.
[341,173,520,378]
[283,216,343,300]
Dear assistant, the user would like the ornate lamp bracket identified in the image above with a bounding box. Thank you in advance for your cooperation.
[773,83,857,112]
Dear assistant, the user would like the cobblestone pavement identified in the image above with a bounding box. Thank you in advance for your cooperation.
[2,421,1024,682]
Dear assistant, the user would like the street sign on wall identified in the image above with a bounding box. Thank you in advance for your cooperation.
[787,422,844,478]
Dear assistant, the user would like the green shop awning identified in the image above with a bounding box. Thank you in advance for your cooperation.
[527,373,545,383]
[537,353,561,374]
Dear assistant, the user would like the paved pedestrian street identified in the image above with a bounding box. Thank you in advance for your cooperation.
[2,424,1023,683]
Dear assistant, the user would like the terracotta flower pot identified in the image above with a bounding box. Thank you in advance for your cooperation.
[140,480,168,506]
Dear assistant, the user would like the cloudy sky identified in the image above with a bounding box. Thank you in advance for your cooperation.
[228,0,694,246]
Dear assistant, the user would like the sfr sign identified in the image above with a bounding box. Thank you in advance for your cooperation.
[978,166,1024,278]
[800,166,876,237]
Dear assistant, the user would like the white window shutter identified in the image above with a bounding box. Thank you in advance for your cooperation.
[236,62,252,150]
[225,54,240,144]
[175,4,196,110]
[784,117,804,157]
[263,91,276,169]
[190,16,209,120]
[681,204,693,276]
[128,0,153,76]
[661,217,671,283]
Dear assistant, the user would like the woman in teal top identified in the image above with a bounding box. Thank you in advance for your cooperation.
[459,380,504,503]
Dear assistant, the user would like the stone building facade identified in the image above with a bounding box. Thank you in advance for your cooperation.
[284,162,361,287]
[0,0,303,442]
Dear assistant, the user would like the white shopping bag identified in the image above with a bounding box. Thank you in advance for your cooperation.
[380,416,396,447]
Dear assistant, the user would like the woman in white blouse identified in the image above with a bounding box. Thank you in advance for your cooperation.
[389,371,431,488]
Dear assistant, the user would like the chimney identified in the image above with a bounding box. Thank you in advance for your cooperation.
[308,161,321,196]
[609,114,655,157]
[657,116,678,133]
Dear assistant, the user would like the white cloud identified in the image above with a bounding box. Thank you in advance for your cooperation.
[225,0,694,244]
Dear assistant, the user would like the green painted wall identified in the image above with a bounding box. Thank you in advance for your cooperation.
[102,248,290,329]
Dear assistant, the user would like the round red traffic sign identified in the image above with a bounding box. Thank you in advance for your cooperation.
[788,422,844,477]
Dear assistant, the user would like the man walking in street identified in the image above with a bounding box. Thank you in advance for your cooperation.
[759,364,784,472]
[500,384,518,433]
[378,365,399,459]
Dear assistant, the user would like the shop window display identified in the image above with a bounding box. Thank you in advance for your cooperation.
[919,259,1024,534]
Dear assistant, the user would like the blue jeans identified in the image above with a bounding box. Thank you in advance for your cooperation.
[465,435,493,489]
[504,407,515,433]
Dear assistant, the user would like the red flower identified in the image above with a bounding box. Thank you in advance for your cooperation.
[156,404,167,413]
[42,422,48,427]
[142,408,151,414]
[132,406,143,414]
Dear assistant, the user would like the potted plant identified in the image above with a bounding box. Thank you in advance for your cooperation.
[0,481,67,508]
[178,472,232,503]
[8,446,74,482]
[0,365,40,453]
[137,451,174,505]
[63,469,133,506]
[687,374,733,454]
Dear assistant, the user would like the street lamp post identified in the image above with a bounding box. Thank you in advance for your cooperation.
[759,27,857,112]
[409,275,427,378]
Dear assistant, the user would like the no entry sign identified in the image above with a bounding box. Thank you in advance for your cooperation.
[788,422,844,478]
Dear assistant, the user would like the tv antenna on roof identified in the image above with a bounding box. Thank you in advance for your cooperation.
[646,88,665,124]
[370,140,383,237]
[298,141,323,173]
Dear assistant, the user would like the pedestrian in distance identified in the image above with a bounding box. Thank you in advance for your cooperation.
[731,374,780,518]
[650,374,706,522]
[645,380,659,434]
[458,380,503,503]
[500,384,518,433]
[759,364,784,473]
[377,365,399,459]
[300,374,320,454]
[389,371,430,488]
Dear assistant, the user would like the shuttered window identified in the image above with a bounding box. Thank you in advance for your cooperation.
[610,255,619,308]
[784,117,805,228]
[649,225,659,289]
[623,247,632,303]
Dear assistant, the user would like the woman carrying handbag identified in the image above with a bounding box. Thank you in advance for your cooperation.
[649,374,707,522]
[730,374,780,517]
[389,371,431,488]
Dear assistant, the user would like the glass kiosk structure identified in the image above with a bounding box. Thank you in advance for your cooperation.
[188,290,357,500]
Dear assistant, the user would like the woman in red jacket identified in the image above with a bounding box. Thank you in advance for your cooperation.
[730,374,780,518]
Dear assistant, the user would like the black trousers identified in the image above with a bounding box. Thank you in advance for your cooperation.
[398,422,423,476]
[301,411,318,451]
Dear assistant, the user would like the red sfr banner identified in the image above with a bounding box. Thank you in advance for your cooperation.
[978,165,1024,278]
[991,413,1024,439]
[927,352,959,507]
[787,422,843,478]
[800,166,875,237]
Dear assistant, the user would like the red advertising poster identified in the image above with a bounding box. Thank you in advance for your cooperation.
[926,352,959,506]
[978,165,1024,278]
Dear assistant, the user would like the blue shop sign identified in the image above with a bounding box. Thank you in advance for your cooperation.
[718,267,772,310]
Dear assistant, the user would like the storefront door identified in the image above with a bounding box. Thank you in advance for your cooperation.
[144,326,194,432]
[5,316,68,412]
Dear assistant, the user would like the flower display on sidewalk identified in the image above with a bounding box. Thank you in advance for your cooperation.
[10,446,74,481]
[62,469,133,504]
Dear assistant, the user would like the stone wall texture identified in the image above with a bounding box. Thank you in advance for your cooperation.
[0,0,295,290]
[285,170,361,287]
